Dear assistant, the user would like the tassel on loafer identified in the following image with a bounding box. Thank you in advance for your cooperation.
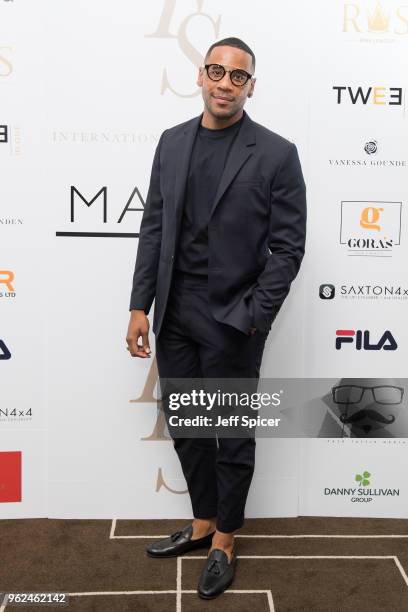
[146,523,215,558]
[197,547,236,599]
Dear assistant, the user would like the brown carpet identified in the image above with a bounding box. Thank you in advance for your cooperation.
[1,517,407,611]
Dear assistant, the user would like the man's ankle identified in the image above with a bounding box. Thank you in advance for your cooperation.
[191,517,217,539]
[210,529,235,560]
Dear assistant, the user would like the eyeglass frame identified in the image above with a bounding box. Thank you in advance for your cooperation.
[203,63,254,87]
[331,384,404,406]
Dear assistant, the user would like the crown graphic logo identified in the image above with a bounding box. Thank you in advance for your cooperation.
[367,2,390,32]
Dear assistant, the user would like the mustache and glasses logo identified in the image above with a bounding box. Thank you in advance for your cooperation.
[332,384,404,425]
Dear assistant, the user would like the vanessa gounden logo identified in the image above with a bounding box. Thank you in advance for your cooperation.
[364,140,377,154]
[328,139,407,168]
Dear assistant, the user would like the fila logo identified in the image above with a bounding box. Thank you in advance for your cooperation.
[333,86,402,105]
[335,330,398,350]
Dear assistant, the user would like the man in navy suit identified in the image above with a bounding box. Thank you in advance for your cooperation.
[126,37,306,599]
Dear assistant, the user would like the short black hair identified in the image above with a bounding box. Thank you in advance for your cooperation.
[205,37,256,73]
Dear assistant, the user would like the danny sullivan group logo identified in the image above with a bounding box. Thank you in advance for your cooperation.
[324,469,399,503]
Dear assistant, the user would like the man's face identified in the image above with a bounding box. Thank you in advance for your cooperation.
[197,45,256,121]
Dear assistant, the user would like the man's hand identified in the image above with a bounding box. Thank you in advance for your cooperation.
[126,310,151,358]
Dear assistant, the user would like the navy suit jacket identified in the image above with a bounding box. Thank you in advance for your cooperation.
[129,109,307,336]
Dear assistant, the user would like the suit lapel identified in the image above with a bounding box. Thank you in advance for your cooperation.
[174,114,202,224]
[173,110,256,224]
[208,111,256,220]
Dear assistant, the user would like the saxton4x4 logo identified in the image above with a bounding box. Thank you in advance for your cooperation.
[324,469,400,503]
[340,201,402,256]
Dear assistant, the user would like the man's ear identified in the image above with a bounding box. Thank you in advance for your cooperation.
[248,77,256,98]
[197,66,204,87]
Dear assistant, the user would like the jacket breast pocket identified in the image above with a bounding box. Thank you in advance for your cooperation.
[224,180,268,224]
[229,180,264,188]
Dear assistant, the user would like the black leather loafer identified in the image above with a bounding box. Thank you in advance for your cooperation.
[197,548,236,599]
[146,523,214,558]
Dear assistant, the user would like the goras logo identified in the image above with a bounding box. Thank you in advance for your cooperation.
[340,200,402,257]
[355,470,371,486]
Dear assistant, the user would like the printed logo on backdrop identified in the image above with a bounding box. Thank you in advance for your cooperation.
[328,139,407,168]
[0,46,13,76]
[0,339,11,359]
[56,186,145,238]
[319,284,335,299]
[364,140,377,154]
[343,1,408,43]
[0,125,7,143]
[332,85,403,106]
[324,469,400,503]
[306,379,407,437]
[335,329,398,351]
[340,201,402,256]
[0,270,16,298]
[129,358,188,494]
[0,124,22,155]
[146,0,221,97]
[0,406,32,423]
[320,283,408,301]
[51,129,158,147]
[0,451,22,504]
[0,217,23,226]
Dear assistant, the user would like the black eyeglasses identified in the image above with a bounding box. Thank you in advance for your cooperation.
[204,63,253,87]
[331,385,404,405]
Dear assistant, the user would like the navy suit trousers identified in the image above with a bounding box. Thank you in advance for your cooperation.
[155,270,268,532]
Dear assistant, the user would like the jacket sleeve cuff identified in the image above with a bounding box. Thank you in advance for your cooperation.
[129,302,150,314]
[251,297,281,332]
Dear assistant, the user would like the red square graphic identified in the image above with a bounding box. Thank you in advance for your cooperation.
[0,451,22,502]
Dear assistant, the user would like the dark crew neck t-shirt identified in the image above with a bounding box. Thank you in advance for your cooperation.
[174,113,245,276]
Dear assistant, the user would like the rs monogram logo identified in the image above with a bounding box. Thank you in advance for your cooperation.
[146,0,221,97]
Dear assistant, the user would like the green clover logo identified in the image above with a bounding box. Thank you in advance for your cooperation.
[355,470,371,486]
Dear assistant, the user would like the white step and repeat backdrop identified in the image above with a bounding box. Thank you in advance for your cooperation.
[1,0,407,519]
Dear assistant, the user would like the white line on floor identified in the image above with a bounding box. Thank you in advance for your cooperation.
[176,556,182,612]
[186,555,395,559]
[184,555,408,593]
[394,557,408,588]
[110,517,408,540]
